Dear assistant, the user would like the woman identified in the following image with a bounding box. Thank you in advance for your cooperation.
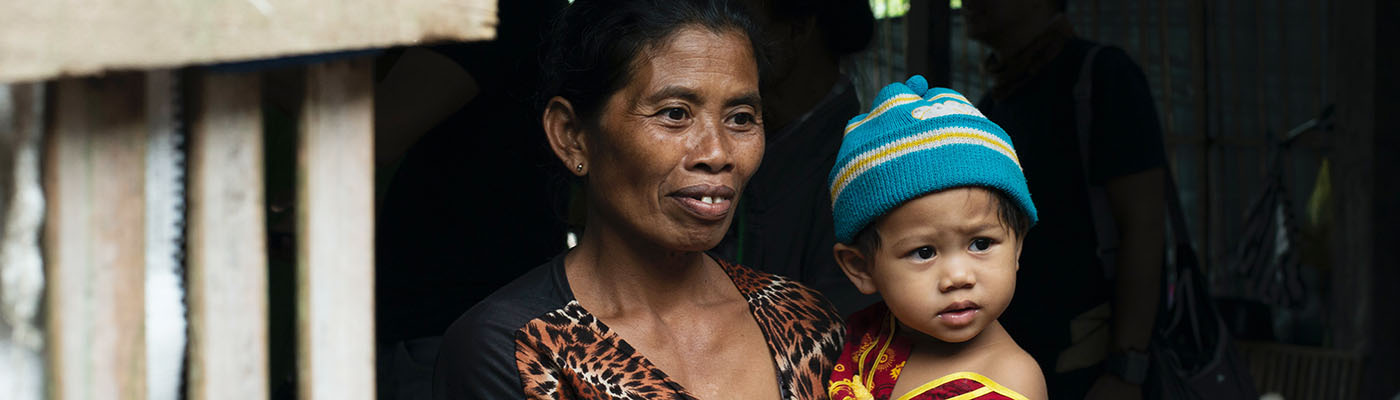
[431,1,845,399]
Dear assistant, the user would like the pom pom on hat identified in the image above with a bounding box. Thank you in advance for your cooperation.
[827,75,1037,243]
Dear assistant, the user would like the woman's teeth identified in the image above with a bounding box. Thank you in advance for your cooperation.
[701,196,718,204]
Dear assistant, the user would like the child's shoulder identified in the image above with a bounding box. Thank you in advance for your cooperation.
[971,340,1047,400]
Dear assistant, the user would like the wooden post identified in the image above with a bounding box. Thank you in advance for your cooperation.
[1328,0,1372,355]
[1156,0,1174,139]
[186,71,269,400]
[43,73,148,400]
[296,58,375,400]
[1362,1,1400,396]
[1188,0,1214,266]
[143,69,186,400]
[906,0,951,86]
[1,82,47,400]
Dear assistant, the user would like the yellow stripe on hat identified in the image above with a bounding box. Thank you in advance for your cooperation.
[844,93,923,134]
[924,92,972,104]
[830,128,1021,203]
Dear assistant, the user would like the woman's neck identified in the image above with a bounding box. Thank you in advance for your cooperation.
[564,220,729,318]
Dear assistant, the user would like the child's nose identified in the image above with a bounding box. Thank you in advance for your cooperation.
[938,265,976,293]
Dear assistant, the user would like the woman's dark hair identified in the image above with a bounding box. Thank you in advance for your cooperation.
[535,0,766,125]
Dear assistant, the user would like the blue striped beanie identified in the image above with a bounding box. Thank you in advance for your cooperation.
[828,75,1037,243]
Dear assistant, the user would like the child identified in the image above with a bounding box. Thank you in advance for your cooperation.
[826,75,1047,400]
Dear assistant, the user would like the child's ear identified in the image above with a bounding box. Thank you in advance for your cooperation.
[834,243,878,295]
[1014,234,1025,271]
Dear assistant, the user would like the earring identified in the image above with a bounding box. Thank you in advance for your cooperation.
[576,163,584,172]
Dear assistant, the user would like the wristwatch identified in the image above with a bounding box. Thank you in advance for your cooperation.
[1105,349,1151,385]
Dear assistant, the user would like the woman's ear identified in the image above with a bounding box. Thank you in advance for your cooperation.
[542,96,589,176]
[834,243,878,295]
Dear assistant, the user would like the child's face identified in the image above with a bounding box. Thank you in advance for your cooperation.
[841,187,1023,343]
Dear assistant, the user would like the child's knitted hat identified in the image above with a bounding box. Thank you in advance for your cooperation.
[828,75,1037,243]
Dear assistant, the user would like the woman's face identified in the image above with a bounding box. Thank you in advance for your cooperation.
[585,27,764,252]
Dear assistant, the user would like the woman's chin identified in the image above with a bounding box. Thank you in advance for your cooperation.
[664,229,728,253]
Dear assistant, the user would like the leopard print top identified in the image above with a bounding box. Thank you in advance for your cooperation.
[434,254,845,399]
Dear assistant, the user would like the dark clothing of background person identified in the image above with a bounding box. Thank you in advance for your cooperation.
[715,76,876,316]
[719,0,878,317]
[976,37,1167,399]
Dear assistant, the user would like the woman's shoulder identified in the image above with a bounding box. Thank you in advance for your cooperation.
[434,257,574,398]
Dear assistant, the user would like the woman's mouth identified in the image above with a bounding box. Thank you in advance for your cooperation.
[668,185,735,220]
[936,300,981,327]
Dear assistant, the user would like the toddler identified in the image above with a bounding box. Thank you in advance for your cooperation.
[827,76,1047,400]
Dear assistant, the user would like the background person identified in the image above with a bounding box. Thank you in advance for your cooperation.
[717,0,878,316]
[963,0,1168,398]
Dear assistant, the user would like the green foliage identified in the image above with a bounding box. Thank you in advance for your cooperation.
[869,0,910,18]
[870,0,960,19]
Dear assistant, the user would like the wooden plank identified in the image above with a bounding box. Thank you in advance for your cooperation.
[1091,0,1101,40]
[1156,0,1174,138]
[1,82,46,400]
[905,0,950,86]
[186,71,269,400]
[1273,0,1289,133]
[143,69,186,400]
[1365,2,1400,397]
[1188,0,1215,267]
[0,0,495,83]
[906,0,929,82]
[43,73,148,400]
[296,58,375,400]
[1328,0,1373,356]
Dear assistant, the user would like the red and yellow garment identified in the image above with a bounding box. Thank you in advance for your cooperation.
[829,302,1029,400]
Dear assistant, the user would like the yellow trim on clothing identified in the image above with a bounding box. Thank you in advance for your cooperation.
[946,387,995,400]
[863,313,898,388]
[891,371,1030,400]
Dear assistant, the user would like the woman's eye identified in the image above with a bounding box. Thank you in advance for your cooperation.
[969,238,993,252]
[733,112,754,125]
[663,107,687,121]
[911,246,935,261]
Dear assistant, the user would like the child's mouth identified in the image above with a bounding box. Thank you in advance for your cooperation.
[936,301,981,327]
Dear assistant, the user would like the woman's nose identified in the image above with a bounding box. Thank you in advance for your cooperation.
[938,263,976,293]
[687,119,734,174]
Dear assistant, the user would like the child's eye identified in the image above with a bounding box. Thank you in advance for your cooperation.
[910,246,935,261]
[969,238,993,252]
